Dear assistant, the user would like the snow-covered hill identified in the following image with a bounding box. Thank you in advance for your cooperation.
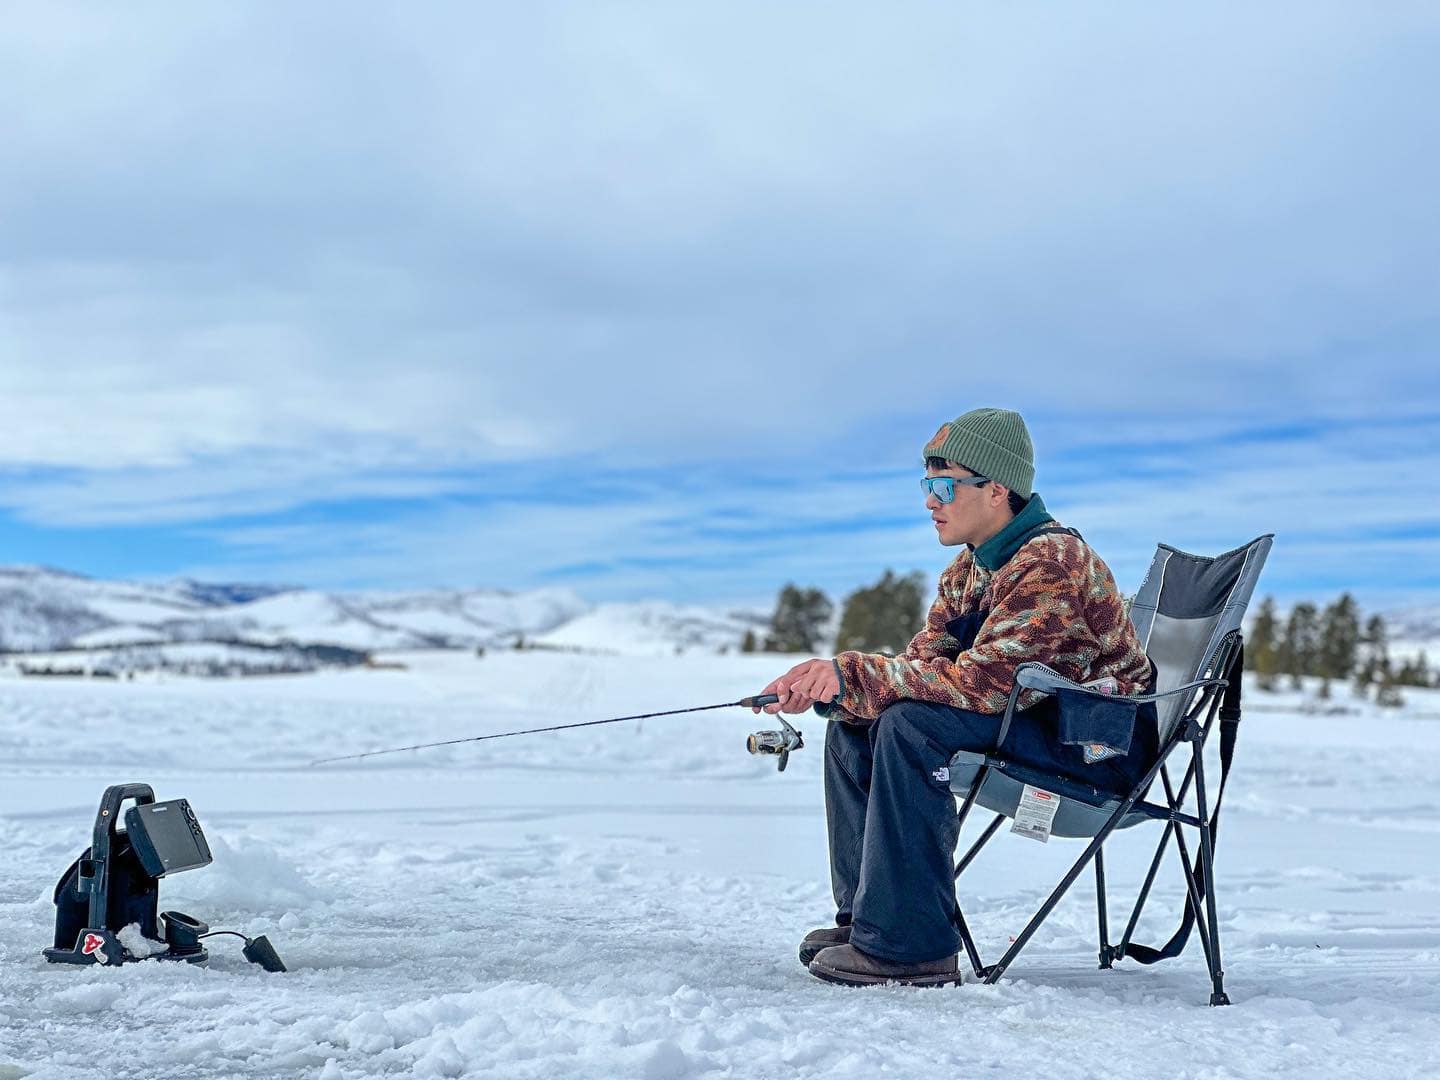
[534,601,766,656]
[0,565,595,655]
[0,566,212,651]
[0,566,766,665]
[1388,604,1440,638]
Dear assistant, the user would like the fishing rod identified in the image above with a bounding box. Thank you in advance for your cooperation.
[307,692,806,770]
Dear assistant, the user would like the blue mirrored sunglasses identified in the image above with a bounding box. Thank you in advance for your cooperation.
[921,475,989,504]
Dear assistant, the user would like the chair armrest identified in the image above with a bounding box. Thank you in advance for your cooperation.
[1014,663,1089,695]
[1138,678,1228,703]
[1014,662,1226,704]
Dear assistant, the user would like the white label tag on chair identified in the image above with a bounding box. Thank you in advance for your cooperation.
[1011,785,1060,843]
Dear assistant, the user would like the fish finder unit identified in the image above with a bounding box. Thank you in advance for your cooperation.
[43,783,285,972]
[125,797,213,877]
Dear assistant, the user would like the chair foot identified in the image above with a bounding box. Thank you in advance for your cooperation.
[1098,945,1119,969]
[1209,991,1231,1007]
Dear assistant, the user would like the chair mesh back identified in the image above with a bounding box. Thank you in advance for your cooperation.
[1128,535,1273,739]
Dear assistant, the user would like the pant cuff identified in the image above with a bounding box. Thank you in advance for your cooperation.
[847,920,959,965]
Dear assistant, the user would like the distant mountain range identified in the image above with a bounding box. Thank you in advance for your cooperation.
[4,564,1431,675]
[0,565,769,660]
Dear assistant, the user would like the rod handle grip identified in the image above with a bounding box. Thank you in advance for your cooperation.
[738,693,781,709]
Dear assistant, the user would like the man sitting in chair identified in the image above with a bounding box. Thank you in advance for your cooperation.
[757,407,1155,987]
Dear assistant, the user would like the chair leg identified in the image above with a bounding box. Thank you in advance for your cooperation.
[1169,823,1218,974]
[1128,746,1230,1005]
[1119,762,1191,957]
[982,805,1133,984]
[1193,748,1230,1007]
[1118,818,1174,956]
[953,902,987,979]
[951,775,994,978]
[1095,847,1113,969]
[954,813,1005,881]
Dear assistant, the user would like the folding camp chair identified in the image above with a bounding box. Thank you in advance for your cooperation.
[946,534,1273,1005]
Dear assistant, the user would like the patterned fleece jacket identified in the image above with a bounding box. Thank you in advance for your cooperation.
[816,494,1154,723]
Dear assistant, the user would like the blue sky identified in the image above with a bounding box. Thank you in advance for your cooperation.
[2,2,1438,612]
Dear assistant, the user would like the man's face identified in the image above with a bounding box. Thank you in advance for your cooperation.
[924,462,997,547]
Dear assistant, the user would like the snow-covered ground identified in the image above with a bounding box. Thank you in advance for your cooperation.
[1,653,1437,1079]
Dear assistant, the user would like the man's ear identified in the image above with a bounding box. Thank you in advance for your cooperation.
[990,481,1012,508]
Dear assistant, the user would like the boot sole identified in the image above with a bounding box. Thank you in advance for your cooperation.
[807,957,962,988]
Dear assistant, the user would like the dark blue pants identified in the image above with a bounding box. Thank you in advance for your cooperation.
[824,700,1004,964]
[824,696,1159,963]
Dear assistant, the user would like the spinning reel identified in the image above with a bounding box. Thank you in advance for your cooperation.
[745,714,805,772]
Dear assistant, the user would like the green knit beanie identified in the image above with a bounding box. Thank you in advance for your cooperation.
[922,408,1035,498]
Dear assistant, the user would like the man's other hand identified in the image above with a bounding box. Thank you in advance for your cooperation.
[754,658,841,715]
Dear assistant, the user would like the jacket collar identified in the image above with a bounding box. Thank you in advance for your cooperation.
[973,493,1053,572]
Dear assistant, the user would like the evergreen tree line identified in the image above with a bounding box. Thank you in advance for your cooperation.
[741,570,927,656]
[1247,594,1433,707]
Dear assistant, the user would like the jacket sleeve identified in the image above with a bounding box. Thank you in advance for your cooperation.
[826,553,1098,719]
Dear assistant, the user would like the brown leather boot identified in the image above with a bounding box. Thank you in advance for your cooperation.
[808,943,961,987]
[798,924,851,966]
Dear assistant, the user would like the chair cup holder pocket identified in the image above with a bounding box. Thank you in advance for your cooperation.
[1055,688,1138,764]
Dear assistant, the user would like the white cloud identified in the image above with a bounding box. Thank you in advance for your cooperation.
[0,2,1437,606]
[2,3,1437,474]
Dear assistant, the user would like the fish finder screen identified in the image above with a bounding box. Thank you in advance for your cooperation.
[124,799,213,877]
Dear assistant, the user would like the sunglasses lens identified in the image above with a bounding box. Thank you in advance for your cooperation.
[922,477,955,504]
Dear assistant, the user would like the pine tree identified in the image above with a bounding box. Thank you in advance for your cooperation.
[1276,607,1296,683]
[1318,593,1361,681]
[1351,662,1374,699]
[834,570,927,654]
[1248,596,1281,692]
[1282,602,1320,689]
[1354,614,1389,700]
[740,629,758,653]
[1361,614,1388,666]
[1376,660,1405,708]
[1396,652,1430,688]
[765,584,834,653]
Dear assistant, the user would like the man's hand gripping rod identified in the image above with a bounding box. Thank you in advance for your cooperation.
[307,693,802,770]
